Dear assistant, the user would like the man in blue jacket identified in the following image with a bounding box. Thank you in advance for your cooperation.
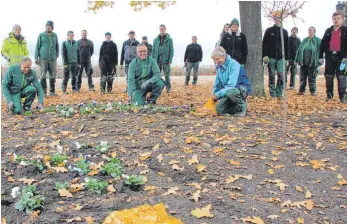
[211,46,251,117]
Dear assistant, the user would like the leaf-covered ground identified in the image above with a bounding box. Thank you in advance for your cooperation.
[1,76,347,224]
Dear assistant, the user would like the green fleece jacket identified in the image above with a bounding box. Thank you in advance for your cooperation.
[295,35,321,67]
[127,56,163,96]
[34,31,59,61]
[152,33,174,64]
[2,65,44,104]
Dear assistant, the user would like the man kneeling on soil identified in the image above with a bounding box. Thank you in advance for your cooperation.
[211,46,251,117]
[2,57,44,114]
[127,44,165,105]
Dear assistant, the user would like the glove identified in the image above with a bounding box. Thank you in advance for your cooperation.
[342,58,347,63]
[285,60,289,67]
[141,80,151,90]
[35,59,40,65]
[37,103,43,110]
[127,96,132,105]
[7,102,14,111]
[319,59,324,64]
[64,64,68,69]
[77,64,81,69]
[120,65,123,70]
[263,56,269,64]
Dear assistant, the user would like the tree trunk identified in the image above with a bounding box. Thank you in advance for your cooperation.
[239,1,265,97]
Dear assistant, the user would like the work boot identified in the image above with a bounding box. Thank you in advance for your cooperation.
[49,92,58,96]
[289,86,295,90]
[89,87,95,92]
[233,111,246,117]
[148,100,156,105]
[311,92,317,96]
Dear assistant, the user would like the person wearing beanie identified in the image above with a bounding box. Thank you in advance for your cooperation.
[142,36,152,56]
[262,16,289,98]
[120,30,140,93]
[220,18,248,66]
[61,31,80,94]
[152,24,174,93]
[1,24,29,66]
[34,20,59,96]
[99,32,118,93]
[286,27,301,89]
[77,29,95,91]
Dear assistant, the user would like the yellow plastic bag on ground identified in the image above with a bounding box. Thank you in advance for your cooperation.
[103,203,184,224]
[203,97,217,116]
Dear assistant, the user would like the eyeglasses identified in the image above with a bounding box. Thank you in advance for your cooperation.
[138,50,147,53]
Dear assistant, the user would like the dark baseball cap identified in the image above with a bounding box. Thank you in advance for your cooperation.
[142,36,148,40]
[128,30,135,34]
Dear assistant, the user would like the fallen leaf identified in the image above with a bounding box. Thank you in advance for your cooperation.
[196,164,207,172]
[18,178,36,185]
[144,186,157,191]
[332,186,341,191]
[213,147,224,154]
[157,154,163,162]
[52,167,68,173]
[2,218,7,224]
[110,151,117,158]
[8,176,14,183]
[297,217,304,224]
[267,215,280,220]
[186,182,202,190]
[152,143,160,150]
[78,125,84,133]
[163,138,170,144]
[107,184,116,193]
[337,174,343,179]
[186,136,200,144]
[315,142,323,149]
[88,169,99,176]
[162,186,179,196]
[241,216,265,224]
[172,164,184,171]
[306,199,314,211]
[229,160,240,166]
[66,217,82,223]
[73,204,84,211]
[268,169,274,175]
[338,179,347,186]
[85,216,94,224]
[169,160,180,165]
[190,190,201,203]
[59,189,73,198]
[191,204,214,218]
[305,190,312,199]
[188,154,199,165]
[139,152,152,161]
[296,186,303,192]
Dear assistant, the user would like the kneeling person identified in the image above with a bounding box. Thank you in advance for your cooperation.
[128,44,165,105]
[2,57,44,114]
[212,47,251,117]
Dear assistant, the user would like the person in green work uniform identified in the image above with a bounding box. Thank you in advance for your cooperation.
[295,26,322,96]
[61,31,80,94]
[2,57,44,115]
[127,44,165,105]
[34,21,59,96]
[152,24,174,93]
[1,24,29,66]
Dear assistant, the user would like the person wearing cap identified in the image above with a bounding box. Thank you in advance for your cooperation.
[152,24,174,93]
[127,44,165,105]
[99,32,118,93]
[142,36,152,56]
[2,57,44,115]
[184,36,203,86]
[120,30,140,92]
[262,16,289,98]
[319,11,347,103]
[34,20,59,96]
[77,30,95,91]
[295,27,321,96]
[286,27,301,89]
[1,24,29,66]
[61,31,79,94]
[220,18,248,66]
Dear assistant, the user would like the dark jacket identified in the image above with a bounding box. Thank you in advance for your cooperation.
[143,43,153,56]
[319,25,347,60]
[62,40,79,65]
[77,39,94,64]
[99,41,118,65]
[262,25,289,60]
[184,43,203,63]
[288,36,301,60]
[120,39,140,65]
[220,31,248,64]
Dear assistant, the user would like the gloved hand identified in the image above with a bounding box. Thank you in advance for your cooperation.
[263,56,269,64]
[285,60,289,67]
[141,79,151,90]
[35,59,40,65]
[77,64,81,69]
[64,64,68,69]
[37,103,43,110]
[127,96,132,105]
[342,58,347,63]
[120,65,123,70]
[7,102,14,111]
[319,59,324,64]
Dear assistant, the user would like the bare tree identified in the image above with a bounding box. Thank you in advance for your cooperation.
[261,1,306,134]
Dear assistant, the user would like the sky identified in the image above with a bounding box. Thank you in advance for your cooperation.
[0,0,337,66]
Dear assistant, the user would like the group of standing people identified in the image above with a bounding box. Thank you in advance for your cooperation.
[2,10,346,116]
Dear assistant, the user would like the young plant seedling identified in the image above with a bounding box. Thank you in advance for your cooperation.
[101,158,124,178]
[94,141,110,154]
[72,159,90,176]
[28,159,46,171]
[85,178,108,195]
[15,184,45,214]
[75,142,93,150]
[123,175,145,191]
[55,182,69,190]
[51,153,68,166]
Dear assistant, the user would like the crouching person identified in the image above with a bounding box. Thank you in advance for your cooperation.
[127,44,165,105]
[2,57,44,114]
[211,47,251,117]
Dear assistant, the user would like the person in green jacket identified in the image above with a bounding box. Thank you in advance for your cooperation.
[1,24,29,66]
[295,26,322,96]
[152,24,174,93]
[61,31,80,94]
[34,21,59,96]
[127,44,165,105]
[2,57,44,115]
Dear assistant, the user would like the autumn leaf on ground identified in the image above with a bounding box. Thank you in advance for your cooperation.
[186,136,200,144]
[188,154,199,165]
[305,190,312,199]
[157,154,163,162]
[297,217,304,224]
[190,190,201,203]
[163,138,170,144]
[139,152,152,161]
[85,216,94,224]
[186,182,202,190]
[144,186,157,191]
[7,176,14,183]
[267,215,280,220]
[241,216,265,224]
[18,178,36,185]
[169,160,180,165]
[306,199,314,210]
[315,142,323,149]
[88,169,99,176]
[2,217,7,224]
[72,204,84,211]
[65,217,82,223]
[268,169,274,175]
[172,164,184,171]
[162,186,179,196]
[196,164,207,172]
[229,160,240,166]
[52,167,68,173]
[59,189,73,197]
[213,147,224,154]
[338,179,347,186]
[70,183,85,193]
[191,204,214,218]
[110,151,117,158]
[107,184,116,193]
[153,143,160,150]
[226,174,252,183]
[296,186,303,192]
